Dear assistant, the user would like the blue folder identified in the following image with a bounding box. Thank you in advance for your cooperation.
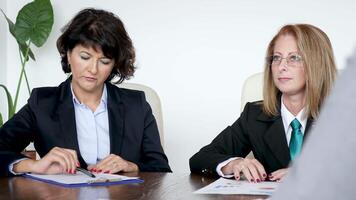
[23,173,144,187]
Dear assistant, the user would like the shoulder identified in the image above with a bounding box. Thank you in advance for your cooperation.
[238,100,272,124]
[106,83,146,107]
[242,100,264,115]
[28,80,69,108]
[107,83,144,98]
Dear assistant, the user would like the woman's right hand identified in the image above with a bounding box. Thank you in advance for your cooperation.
[221,158,267,183]
[14,147,79,175]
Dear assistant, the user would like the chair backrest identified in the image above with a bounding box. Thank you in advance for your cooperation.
[117,83,165,148]
[240,72,264,112]
[240,72,264,159]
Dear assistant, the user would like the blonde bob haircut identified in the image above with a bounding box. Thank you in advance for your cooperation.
[262,24,337,119]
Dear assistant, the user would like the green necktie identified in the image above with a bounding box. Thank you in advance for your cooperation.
[289,118,304,161]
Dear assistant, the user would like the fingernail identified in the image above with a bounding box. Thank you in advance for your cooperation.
[98,170,102,173]
[76,162,80,167]
[263,174,266,177]
[256,179,260,183]
[104,170,110,173]
[250,179,254,182]
[235,176,240,179]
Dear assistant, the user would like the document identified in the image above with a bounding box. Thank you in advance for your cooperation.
[194,178,279,195]
[24,172,143,187]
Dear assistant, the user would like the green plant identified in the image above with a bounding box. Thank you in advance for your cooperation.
[0,0,53,127]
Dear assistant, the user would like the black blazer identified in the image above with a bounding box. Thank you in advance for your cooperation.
[189,101,313,176]
[0,78,171,176]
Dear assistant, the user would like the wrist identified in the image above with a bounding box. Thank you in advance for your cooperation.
[13,159,35,173]
[126,161,139,172]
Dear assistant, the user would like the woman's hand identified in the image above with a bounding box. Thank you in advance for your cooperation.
[221,158,267,183]
[14,147,79,175]
[268,168,288,182]
[87,154,138,174]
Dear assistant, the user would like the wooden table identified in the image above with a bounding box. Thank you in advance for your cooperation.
[0,172,268,199]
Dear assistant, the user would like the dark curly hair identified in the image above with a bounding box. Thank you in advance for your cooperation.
[56,8,135,83]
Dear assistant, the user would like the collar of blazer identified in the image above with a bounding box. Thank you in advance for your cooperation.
[254,100,315,167]
[54,77,125,168]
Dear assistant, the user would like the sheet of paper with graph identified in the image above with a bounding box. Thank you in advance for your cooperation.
[194,178,279,195]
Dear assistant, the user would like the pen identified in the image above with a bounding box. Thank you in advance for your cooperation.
[76,167,96,178]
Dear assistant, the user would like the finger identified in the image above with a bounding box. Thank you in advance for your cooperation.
[65,148,79,168]
[232,163,243,180]
[49,148,71,173]
[270,169,287,181]
[67,149,79,172]
[87,165,95,171]
[55,148,76,173]
[103,159,126,173]
[95,155,122,172]
[59,148,76,173]
[269,169,282,181]
[92,156,114,172]
[251,159,267,180]
[246,163,262,182]
[232,167,241,181]
[241,165,254,183]
[45,153,69,173]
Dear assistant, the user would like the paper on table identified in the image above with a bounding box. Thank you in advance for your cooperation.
[24,171,142,187]
[194,178,279,195]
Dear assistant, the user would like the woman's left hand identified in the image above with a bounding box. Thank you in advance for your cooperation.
[268,168,288,182]
[87,154,138,174]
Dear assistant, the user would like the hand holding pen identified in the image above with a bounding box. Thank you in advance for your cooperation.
[14,147,83,175]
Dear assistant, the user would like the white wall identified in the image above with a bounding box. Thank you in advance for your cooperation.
[2,0,356,173]
[0,0,7,121]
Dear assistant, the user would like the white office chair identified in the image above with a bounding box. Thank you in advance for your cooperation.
[240,72,264,159]
[118,82,165,148]
[240,72,264,112]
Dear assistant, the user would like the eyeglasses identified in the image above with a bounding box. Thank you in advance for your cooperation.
[268,54,303,67]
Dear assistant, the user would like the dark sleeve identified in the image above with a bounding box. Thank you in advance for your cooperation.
[0,102,36,176]
[189,103,253,175]
[136,93,171,172]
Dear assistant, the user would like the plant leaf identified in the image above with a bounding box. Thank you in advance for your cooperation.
[18,42,36,61]
[14,0,54,47]
[1,8,16,35]
[0,84,15,119]
[1,9,36,61]
[0,112,3,127]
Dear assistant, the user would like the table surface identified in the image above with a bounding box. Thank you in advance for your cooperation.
[0,172,269,200]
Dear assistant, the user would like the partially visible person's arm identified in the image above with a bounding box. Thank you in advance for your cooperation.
[189,103,255,176]
[136,93,171,172]
[0,103,36,176]
[12,147,79,175]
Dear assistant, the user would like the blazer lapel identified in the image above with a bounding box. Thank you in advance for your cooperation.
[259,113,291,167]
[106,83,125,155]
[302,118,314,146]
[56,79,86,167]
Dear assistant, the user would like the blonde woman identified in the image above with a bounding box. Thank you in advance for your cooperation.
[190,24,337,182]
